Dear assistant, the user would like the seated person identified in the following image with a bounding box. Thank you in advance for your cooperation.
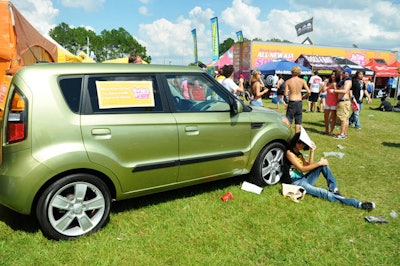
[369,97,393,111]
[189,80,206,100]
[282,130,375,210]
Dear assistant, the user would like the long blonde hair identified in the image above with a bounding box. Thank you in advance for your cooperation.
[250,70,261,85]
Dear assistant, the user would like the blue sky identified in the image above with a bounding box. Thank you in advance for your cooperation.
[11,0,400,65]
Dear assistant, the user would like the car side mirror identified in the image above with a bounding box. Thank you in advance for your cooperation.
[231,99,243,115]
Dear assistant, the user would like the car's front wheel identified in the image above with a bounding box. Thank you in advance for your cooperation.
[36,173,111,240]
[250,142,286,186]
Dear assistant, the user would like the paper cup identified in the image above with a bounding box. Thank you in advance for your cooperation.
[221,192,233,201]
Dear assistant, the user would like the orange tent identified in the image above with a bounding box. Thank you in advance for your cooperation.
[0,0,58,112]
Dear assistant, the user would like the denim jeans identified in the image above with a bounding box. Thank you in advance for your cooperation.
[250,99,263,106]
[349,103,362,128]
[291,165,360,208]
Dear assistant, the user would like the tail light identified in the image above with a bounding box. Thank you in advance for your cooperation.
[7,90,27,143]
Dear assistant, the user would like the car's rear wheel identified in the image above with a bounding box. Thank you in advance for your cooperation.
[250,142,286,186]
[36,173,111,240]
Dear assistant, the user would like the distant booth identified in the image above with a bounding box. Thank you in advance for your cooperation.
[333,57,374,76]
[295,54,342,76]
[365,59,400,98]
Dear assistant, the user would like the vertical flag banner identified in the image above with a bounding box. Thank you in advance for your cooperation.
[295,17,313,36]
[236,30,244,43]
[191,29,198,63]
[210,17,220,61]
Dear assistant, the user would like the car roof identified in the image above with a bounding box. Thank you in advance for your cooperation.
[16,63,206,76]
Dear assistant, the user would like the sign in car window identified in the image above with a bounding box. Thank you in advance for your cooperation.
[96,80,155,108]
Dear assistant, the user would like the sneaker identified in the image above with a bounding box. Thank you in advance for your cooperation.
[355,127,361,130]
[333,134,347,139]
[333,188,342,196]
[360,202,376,211]
[305,110,310,113]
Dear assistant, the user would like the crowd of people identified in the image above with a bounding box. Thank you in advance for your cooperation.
[216,65,398,139]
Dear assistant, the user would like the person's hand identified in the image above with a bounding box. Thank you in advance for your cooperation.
[310,141,316,150]
[319,157,329,166]
[239,78,244,84]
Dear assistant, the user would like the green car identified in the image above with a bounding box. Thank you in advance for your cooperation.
[0,63,292,240]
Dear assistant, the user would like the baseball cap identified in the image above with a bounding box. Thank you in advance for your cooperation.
[343,68,352,75]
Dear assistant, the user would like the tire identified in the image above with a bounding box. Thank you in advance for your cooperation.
[250,142,286,186]
[36,173,111,240]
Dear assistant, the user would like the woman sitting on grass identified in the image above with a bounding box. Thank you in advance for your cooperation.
[282,131,375,210]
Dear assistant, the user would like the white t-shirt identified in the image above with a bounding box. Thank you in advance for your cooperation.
[309,75,322,93]
[221,78,239,95]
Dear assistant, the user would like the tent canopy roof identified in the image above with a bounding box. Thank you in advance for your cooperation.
[254,58,312,75]
[365,59,399,77]
[295,54,342,74]
[333,57,375,76]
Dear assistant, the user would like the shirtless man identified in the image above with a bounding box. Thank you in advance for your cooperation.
[284,66,310,133]
[333,68,352,139]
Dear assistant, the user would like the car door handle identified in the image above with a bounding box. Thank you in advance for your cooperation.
[184,126,199,135]
[91,128,112,139]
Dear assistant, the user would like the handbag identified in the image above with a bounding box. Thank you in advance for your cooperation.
[351,97,359,112]
[281,183,306,203]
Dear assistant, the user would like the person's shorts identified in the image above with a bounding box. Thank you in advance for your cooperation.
[286,100,303,125]
[320,93,327,99]
[336,101,350,122]
[308,92,319,102]
[250,99,263,107]
[324,105,337,111]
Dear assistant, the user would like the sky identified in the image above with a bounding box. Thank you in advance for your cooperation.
[10,0,400,65]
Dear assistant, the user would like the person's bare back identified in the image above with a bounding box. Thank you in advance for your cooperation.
[284,75,310,101]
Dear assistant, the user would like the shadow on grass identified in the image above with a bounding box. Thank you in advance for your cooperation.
[0,174,248,235]
[0,205,39,234]
[382,142,400,148]
[111,174,248,213]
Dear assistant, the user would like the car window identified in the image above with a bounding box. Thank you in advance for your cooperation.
[166,75,230,112]
[85,74,162,114]
[59,76,83,113]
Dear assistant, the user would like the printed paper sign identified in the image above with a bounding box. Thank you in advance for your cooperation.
[96,80,155,109]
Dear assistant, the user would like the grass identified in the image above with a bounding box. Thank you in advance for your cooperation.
[0,98,399,265]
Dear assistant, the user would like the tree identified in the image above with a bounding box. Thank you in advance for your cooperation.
[49,23,151,62]
[219,38,235,57]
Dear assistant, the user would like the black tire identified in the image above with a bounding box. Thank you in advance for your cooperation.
[250,142,286,186]
[36,173,111,240]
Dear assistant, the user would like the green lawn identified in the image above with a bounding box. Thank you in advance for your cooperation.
[0,98,399,265]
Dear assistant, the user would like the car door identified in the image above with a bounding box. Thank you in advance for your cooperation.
[80,74,179,193]
[165,74,252,183]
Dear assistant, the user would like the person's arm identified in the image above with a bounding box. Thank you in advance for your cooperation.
[237,78,244,93]
[286,150,328,173]
[189,87,194,99]
[364,89,372,104]
[302,80,311,99]
[253,82,268,97]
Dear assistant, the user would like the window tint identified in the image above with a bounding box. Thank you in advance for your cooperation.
[59,77,83,113]
[86,74,162,114]
[166,75,230,112]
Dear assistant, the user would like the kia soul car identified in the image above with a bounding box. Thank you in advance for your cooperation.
[0,63,291,240]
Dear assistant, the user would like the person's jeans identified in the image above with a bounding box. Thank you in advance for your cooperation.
[349,103,362,128]
[291,165,360,208]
